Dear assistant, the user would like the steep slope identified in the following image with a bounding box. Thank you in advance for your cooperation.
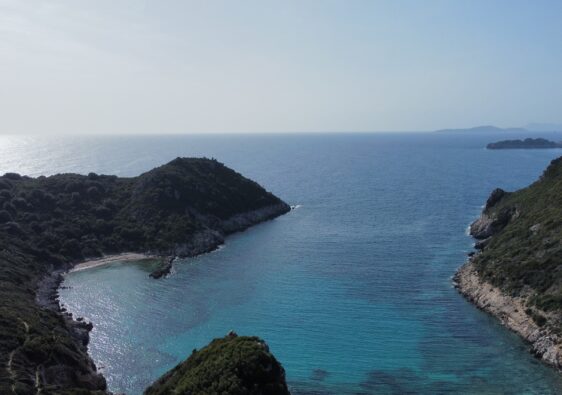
[455,157,562,369]
[144,335,290,395]
[0,158,290,394]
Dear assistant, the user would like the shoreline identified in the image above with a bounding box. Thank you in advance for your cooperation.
[36,202,291,390]
[70,252,155,273]
[454,259,562,370]
[0,157,292,393]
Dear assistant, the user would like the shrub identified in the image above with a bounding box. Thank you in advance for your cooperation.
[3,202,16,215]
[60,239,82,259]
[87,186,101,200]
[64,181,84,192]
[0,190,12,199]
[0,210,12,223]
[71,192,82,205]
[94,206,112,219]
[3,172,21,180]
[12,197,30,210]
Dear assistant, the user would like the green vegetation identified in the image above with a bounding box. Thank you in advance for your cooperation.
[473,157,562,324]
[486,137,562,149]
[144,335,290,395]
[0,158,290,394]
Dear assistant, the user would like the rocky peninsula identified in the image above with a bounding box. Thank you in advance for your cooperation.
[0,157,290,394]
[487,138,562,149]
[455,157,562,371]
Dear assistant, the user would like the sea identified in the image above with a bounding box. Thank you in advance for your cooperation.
[2,132,561,394]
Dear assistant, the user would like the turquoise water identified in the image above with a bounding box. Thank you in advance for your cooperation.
[5,133,562,394]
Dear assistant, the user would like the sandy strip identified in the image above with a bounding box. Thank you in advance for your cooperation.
[70,253,153,272]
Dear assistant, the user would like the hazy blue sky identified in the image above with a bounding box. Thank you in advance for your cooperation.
[1,0,562,134]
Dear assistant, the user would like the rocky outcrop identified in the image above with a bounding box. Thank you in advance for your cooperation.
[149,257,175,279]
[221,202,290,233]
[469,189,516,242]
[454,261,562,369]
[484,188,506,210]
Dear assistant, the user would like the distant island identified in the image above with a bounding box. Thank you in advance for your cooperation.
[0,158,290,394]
[487,138,562,149]
[435,124,562,134]
[455,156,562,371]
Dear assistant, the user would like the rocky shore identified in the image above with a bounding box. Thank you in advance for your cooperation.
[454,260,562,369]
[454,169,562,372]
[149,202,290,278]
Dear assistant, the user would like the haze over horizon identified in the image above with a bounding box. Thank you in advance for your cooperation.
[2,0,562,135]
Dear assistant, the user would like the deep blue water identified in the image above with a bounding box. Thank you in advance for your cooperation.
[2,133,561,394]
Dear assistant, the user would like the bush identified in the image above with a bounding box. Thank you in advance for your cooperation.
[0,190,12,199]
[87,186,101,200]
[60,239,82,259]
[64,181,84,193]
[12,197,30,210]
[71,192,82,205]
[3,202,15,215]
[0,210,12,223]
[94,206,112,219]
[3,172,21,180]
[526,308,547,327]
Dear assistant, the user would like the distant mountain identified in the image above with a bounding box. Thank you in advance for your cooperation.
[435,125,529,134]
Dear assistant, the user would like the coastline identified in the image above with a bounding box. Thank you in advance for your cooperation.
[454,259,562,370]
[0,157,292,393]
[70,252,154,273]
[35,202,291,391]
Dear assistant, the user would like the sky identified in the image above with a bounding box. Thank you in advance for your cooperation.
[1,0,562,134]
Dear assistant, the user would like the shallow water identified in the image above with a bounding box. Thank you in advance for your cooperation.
[3,133,561,394]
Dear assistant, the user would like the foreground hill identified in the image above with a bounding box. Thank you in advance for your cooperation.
[0,158,290,394]
[455,157,562,369]
[145,335,290,395]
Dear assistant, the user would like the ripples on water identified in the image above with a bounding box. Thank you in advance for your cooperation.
[3,133,561,394]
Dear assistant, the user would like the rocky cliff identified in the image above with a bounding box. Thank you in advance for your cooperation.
[455,157,562,370]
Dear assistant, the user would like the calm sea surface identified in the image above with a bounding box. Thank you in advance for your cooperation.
[2,133,562,394]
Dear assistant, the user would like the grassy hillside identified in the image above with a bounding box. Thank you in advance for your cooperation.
[472,157,562,328]
[144,335,290,395]
[0,158,290,394]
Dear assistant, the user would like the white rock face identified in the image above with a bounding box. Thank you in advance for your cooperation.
[455,261,562,370]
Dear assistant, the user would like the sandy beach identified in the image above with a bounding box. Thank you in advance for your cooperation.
[70,253,154,272]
